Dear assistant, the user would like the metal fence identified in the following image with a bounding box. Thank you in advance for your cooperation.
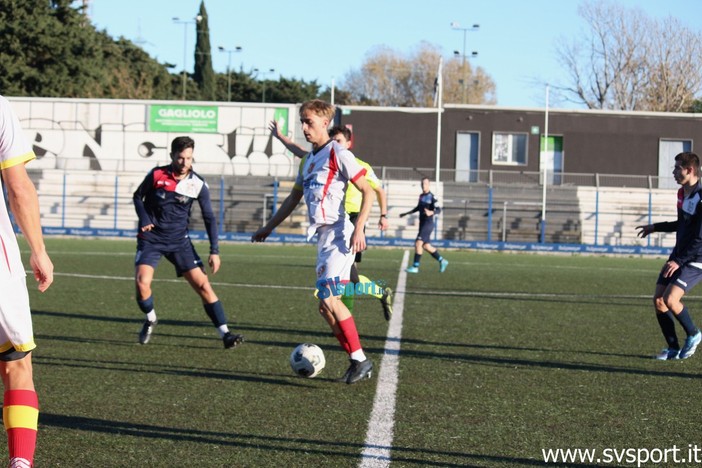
[29,166,678,248]
[380,167,673,189]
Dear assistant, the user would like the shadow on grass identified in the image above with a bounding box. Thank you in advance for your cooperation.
[391,347,702,380]
[33,311,335,337]
[40,412,568,467]
[361,335,654,361]
[34,355,311,387]
[32,310,336,343]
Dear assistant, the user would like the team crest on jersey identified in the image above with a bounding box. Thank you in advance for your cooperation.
[317,265,326,278]
[176,177,204,199]
[307,162,316,174]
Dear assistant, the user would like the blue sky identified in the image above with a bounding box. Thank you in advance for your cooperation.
[89,0,702,109]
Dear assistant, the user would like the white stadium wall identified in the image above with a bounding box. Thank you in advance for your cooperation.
[8,97,302,176]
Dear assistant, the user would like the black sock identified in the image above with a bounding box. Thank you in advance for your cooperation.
[657,311,680,349]
[430,251,443,262]
[204,300,227,327]
[413,253,421,267]
[674,306,698,337]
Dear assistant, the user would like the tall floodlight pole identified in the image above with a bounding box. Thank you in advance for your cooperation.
[540,84,550,243]
[435,57,443,184]
[254,68,276,103]
[173,16,201,100]
[450,22,479,104]
[218,46,243,101]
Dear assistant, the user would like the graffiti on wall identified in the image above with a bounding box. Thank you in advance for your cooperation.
[12,98,302,177]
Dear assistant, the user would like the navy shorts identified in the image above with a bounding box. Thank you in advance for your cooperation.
[416,220,434,243]
[657,264,702,293]
[135,237,204,277]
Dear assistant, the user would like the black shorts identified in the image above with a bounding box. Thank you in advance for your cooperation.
[416,220,434,243]
[657,263,702,293]
[348,212,364,263]
[135,237,204,277]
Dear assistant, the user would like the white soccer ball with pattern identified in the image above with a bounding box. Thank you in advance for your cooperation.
[290,343,326,378]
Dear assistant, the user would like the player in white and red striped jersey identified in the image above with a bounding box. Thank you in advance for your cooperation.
[252,99,375,384]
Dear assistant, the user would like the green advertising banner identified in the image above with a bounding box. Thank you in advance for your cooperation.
[149,105,219,133]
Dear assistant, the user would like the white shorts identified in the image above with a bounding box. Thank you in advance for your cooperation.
[0,275,35,353]
[315,218,355,285]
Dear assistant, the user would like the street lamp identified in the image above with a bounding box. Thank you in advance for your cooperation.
[172,15,202,100]
[254,68,276,103]
[453,50,478,96]
[218,46,243,102]
[450,21,479,104]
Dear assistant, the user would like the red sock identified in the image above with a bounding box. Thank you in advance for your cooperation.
[3,390,38,465]
[338,317,362,354]
[334,332,351,353]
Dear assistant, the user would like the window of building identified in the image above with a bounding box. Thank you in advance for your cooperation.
[492,132,527,166]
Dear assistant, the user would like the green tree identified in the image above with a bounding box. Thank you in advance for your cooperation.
[318,86,353,105]
[0,0,175,99]
[224,70,263,102]
[193,1,216,101]
[265,77,321,104]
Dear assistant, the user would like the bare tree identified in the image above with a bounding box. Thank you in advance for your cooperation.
[342,42,495,107]
[555,0,702,112]
[641,16,702,112]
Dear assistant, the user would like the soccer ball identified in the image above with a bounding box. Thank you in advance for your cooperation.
[290,343,326,378]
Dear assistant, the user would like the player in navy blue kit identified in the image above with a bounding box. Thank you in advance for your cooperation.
[636,152,702,360]
[133,136,244,349]
[400,177,448,273]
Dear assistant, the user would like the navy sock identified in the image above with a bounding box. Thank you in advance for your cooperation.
[137,296,154,314]
[657,311,679,349]
[204,301,227,327]
[413,253,421,267]
[430,251,443,262]
[674,306,698,337]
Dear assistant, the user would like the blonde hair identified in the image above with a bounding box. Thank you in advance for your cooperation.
[300,99,335,121]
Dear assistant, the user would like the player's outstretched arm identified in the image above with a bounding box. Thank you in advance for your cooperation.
[635,224,654,238]
[269,120,307,157]
[400,205,420,218]
[252,188,303,242]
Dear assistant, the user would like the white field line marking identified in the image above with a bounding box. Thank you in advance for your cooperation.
[36,249,661,273]
[46,272,690,301]
[47,272,312,290]
[359,250,410,468]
